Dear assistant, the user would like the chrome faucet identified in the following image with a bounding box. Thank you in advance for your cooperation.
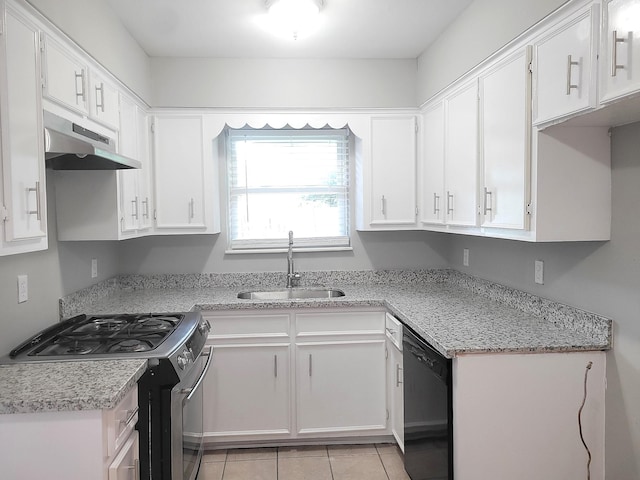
[286,230,301,288]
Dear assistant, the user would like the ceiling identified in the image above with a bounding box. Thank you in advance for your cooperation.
[105,0,473,59]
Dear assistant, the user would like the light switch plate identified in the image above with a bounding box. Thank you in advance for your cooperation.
[91,258,98,278]
[463,249,469,267]
[17,275,28,303]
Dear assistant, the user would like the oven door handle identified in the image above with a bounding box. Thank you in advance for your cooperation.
[181,346,213,402]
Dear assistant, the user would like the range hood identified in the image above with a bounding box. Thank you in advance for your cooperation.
[44,111,141,170]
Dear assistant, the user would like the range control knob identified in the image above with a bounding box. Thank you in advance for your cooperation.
[176,354,188,370]
[198,319,211,335]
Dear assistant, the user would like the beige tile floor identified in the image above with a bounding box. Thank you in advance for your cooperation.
[198,444,411,480]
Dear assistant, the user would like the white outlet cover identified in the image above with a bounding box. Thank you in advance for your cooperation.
[534,260,544,285]
[17,275,28,303]
[91,258,98,278]
[463,249,470,267]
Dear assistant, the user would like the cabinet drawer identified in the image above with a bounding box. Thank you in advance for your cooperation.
[385,313,403,350]
[105,386,138,458]
[296,311,385,335]
[205,312,290,338]
[108,430,139,480]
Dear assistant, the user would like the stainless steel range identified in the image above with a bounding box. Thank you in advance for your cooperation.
[8,311,212,480]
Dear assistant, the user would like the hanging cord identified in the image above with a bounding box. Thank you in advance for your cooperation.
[578,361,593,480]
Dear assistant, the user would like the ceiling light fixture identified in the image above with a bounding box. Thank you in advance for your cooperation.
[265,0,324,40]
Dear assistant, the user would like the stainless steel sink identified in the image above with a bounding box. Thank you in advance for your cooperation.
[237,288,345,300]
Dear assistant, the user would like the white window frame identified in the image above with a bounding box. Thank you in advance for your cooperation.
[225,127,351,252]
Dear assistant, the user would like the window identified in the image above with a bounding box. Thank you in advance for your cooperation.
[226,127,350,251]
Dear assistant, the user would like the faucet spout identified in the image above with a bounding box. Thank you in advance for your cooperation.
[286,230,300,288]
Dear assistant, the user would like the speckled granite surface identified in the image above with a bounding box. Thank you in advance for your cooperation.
[59,269,612,359]
[0,359,146,414]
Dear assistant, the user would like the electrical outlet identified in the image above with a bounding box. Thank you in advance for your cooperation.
[17,275,28,303]
[91,258,98,278]
[463,248,469,267]
[535,260,544,285]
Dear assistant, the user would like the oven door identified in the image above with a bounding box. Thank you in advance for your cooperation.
[171,346,213,480]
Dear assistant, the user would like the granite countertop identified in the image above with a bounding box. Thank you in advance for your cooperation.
[1,270,610,415]
[0,359,147,415]
[61,270,612,359]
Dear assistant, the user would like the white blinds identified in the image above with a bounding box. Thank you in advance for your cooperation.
[227,128,350,250]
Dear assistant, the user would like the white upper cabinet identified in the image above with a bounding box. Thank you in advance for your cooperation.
[152,115,213,233]
[118,94,151,235]
[0,0,48,256]
[600,0,640,103]
[444,80,478,228]
[479,48,531,231]
[89,71,119,130]
[532,4,599,126]
[42,34,89,116]
[420,102,445,226]
[359,115,417,229]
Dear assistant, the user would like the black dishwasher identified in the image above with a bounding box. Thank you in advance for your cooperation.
[403,326,453,480]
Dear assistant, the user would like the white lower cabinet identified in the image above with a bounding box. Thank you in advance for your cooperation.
[0,385,138,480]
[385,313,404,452]
[454,351,606,480]
[202,308,388,445]
[204,343,291,439]
[296,340,387,435]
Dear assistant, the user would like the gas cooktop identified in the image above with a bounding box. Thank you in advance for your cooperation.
[8,312,202,362]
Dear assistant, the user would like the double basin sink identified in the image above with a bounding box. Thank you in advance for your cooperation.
[237,288,345,300]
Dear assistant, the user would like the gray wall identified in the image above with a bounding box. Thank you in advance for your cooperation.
[150,57,418,108]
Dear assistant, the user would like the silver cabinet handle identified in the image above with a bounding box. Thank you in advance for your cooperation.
[274,354,278,378]
[446,191,454,215]
[433,193,440,214]
[381,195,386,216]
[611,30,626,77]
[308,354,312,377]
[483,187,493,215]
[75,70,86,103]
[396,364,403,387]
[132,196,139,220]
[189,198,195,220]
[566,54,579,95]
[386,327,397,335]
[95,82,105,112]
[142,197,150,219]
[27,182,41,220]
[118,407,139,426]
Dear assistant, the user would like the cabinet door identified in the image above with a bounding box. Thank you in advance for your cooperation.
[118,95,139,234]
[444,80,478,227]
[389,345,404,452]
[90,72,120,130]
[0,6,47,247]
[296,341,387,434]
[420,102,445,225]
[107,431,139,480]
[153,115,206,230]
[43,36,89,115]
[136,112,153,231]
[600,0,640,102]
[479,48,531,230]
[369,116,417,227]
[532,5,598,125]
[203,344,291,438]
